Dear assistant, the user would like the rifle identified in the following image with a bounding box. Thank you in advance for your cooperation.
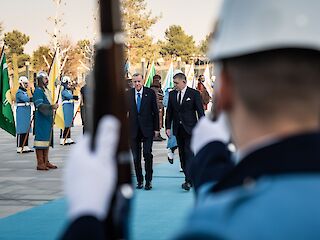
[90,1,133,239]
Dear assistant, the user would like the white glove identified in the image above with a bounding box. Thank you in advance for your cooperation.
[191,113,230,155]
[64,116,120,221]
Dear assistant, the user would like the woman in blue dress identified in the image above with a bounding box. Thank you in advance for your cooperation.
[33,71,58,170]
[16,76,33,153]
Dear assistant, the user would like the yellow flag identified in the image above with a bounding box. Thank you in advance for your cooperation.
[55,86,65,130]
[48,48,60,103]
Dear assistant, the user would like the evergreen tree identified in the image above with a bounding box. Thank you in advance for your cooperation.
[32,46,51,72]
[159,25,197,63]
[3,30,30,70]
[121,0,160,65]
[198,33,213,56]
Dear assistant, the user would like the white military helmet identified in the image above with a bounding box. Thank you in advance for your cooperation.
[37,71,48,79]
[209,0,320,61]
[62,76,71,83]
[18,76,29,84]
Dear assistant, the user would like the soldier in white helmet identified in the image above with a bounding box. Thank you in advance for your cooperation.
[60,76,78,145]
[61,0,320,239]
[16,76,33,153]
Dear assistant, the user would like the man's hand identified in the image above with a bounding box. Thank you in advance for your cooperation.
[64,116,120,221]
[52,103,59,110]
[166,129,171,137]
[191,113,230,155]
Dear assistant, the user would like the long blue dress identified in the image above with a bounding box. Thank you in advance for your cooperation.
[33,87,53,149]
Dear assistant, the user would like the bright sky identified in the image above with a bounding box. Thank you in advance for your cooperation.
[0,0,223,54]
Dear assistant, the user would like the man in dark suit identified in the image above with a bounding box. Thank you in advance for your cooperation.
[165,71,204,191]
[128,73,159,190]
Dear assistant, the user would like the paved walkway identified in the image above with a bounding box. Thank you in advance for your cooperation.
[0,125,169,218]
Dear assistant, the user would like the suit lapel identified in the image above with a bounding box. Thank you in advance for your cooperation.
[131,89,138,113]
[180,87,189,106]
[173,90,179,109]
[140,87,147,112]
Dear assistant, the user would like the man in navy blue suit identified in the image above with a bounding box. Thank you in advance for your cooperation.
[128,73,159,190]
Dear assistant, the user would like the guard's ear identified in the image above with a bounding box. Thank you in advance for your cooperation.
[216,67,234,112]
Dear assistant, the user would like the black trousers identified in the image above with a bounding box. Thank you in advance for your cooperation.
[130,128,153,184]
[60,128,71,138]
[17,133,29,147]
[176,125,193,183]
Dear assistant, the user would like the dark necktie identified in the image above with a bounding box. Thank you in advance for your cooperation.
[178,91,181,105]
[137,92,141,112]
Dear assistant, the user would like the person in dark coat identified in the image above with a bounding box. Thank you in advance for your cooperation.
[128,73,159,190]
[196,74,211,110]
[150,74,165,141]
[165,70,204,191]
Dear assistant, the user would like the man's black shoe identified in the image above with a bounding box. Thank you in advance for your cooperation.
[153,136,163,142]
[168,157,173,164]
[136,183,143,189]
[160,135,166,141]
[181,182,191,191]
[145,182,152,190]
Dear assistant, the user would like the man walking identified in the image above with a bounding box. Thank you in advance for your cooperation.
[128,73,159,190]
[165,71,204,191]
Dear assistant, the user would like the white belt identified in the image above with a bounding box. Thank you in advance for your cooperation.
[63,100,73,104]
[17,102,30,107]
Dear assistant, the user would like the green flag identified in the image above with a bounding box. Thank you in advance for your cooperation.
[144,61,156,87]
[0,50,16,136]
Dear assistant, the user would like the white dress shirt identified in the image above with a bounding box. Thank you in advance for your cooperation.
[177,85,187,104]
[135,87,144,103]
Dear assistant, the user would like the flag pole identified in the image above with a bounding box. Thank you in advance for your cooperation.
[0,45,4,58]
[0,45,5,62]
[20,114,34,154]
[63,104,81,145]
[48,84,63,148]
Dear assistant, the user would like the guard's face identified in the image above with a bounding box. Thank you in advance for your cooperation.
[43,77,49,86]
[132,75,144,91]
[22,82,29,88]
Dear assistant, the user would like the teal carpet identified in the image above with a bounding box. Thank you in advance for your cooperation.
[0,160,194,240]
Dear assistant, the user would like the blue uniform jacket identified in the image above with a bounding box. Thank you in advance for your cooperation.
[62,88,74,128]
[15,88,31,134]
[174,132,320,240]
[61,133,320,240]
[33,87,53,149]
